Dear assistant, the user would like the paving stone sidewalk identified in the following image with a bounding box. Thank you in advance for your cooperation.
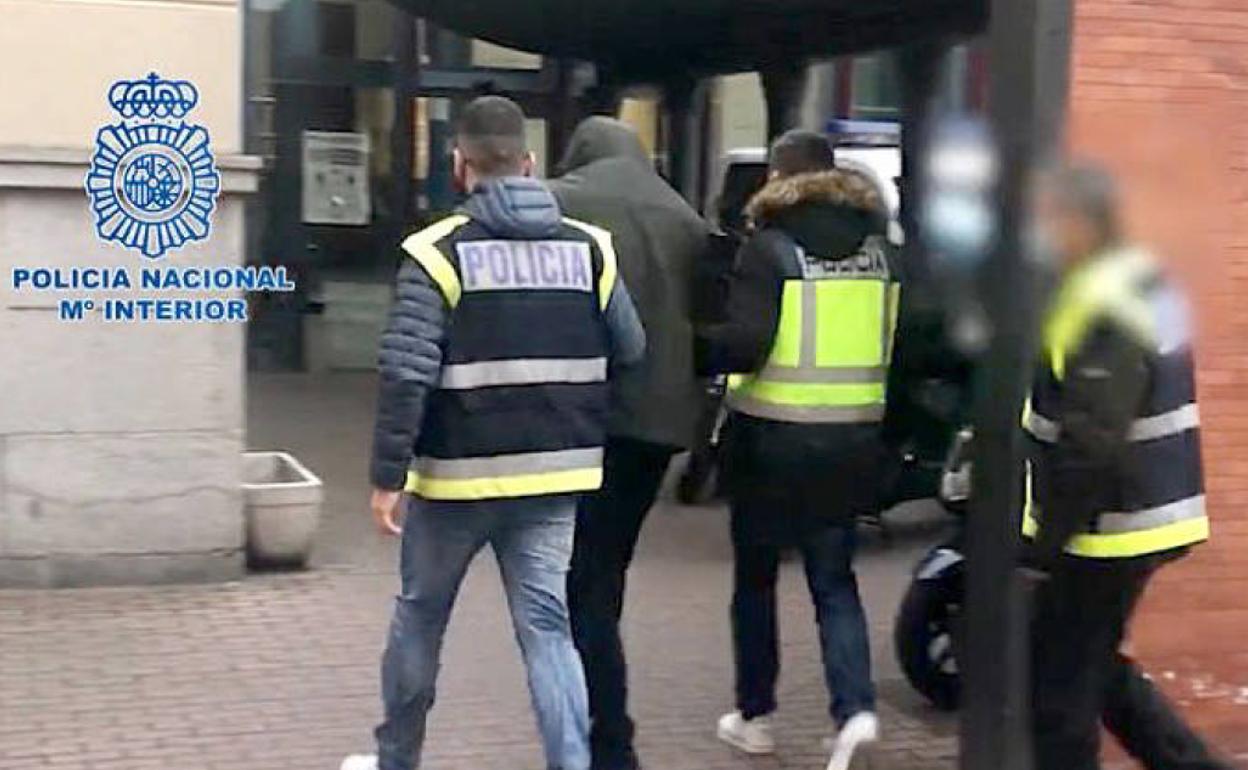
[2,373,961,770]
[1,522,959,770]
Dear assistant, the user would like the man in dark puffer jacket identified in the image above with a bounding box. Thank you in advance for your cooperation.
[342,96,645,770]
[697,131,895,769]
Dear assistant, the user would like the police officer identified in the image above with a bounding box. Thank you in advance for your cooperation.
[342,96,645,770]
[1025,163,1232,770]
[697,130,896,770]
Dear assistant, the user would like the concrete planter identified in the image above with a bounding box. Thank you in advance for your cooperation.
[243,451,323,569]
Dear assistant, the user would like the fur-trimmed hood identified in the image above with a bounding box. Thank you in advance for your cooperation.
[745,170,885,226]
[743,170,887,262]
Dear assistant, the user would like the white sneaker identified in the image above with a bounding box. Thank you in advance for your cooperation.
[716,710,776,755]
[339,755,379,770]
[826,712,879,770]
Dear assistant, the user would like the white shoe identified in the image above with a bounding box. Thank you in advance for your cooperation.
[826,712,879,770]
[716,710,776,755]
[339,755,379,770]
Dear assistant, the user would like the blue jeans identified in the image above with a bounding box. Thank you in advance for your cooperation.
[375,495,590,770]
[730,507,876,726]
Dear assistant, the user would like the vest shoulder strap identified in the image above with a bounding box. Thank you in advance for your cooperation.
[400,214,472,308]
[560,216,616,311]
[1046,249,1161,378]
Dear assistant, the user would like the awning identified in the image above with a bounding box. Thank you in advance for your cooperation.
[389,0,988,81]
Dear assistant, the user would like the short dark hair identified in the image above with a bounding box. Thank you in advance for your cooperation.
[457,96,528,177]
[769,129,836,177]
[1043,161,1122,245]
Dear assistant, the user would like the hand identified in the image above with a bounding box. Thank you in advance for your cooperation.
[1017,565,1052,584]
[370,488,404,536]
[1018,539,1055,582]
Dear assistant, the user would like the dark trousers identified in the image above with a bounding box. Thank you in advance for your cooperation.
[730,500,876,726]
[568,437,676,770]
[1032,555,1234,770]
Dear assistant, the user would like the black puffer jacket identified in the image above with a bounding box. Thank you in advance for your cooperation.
[369,177,646,490]
[549,117,713,449]
[697,170,900,535]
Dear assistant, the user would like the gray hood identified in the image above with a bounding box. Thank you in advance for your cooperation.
[548,116,712,449]
[556,116,650,175]
[462,176,563,239]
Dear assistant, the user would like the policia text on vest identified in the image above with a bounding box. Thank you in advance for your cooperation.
[398,214,620,501]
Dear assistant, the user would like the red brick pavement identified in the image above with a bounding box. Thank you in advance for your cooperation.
[29,370,950,770]
[1,551,957,770]
[4,371,1244,769]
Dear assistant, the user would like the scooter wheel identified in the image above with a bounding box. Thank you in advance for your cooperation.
[894,578,961,711]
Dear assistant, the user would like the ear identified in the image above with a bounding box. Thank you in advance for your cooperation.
[520,151,537,178]
[768,169,781,181]
[452,147,468,192]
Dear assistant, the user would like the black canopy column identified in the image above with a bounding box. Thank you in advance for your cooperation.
[664,77,709,204]
[960,1,1074,769]
[898,41,953,290]
[760,61,809,140]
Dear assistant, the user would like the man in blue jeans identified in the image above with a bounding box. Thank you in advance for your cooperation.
[341,96,644,770]
[697,130,894,769]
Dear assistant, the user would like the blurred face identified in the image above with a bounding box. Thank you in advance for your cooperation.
[1035,184,1099,271]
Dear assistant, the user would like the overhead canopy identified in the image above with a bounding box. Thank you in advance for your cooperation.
[389,0,987,81]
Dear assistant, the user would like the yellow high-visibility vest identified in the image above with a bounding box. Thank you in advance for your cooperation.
[727,237,899,424]
[1023,248,1209,559]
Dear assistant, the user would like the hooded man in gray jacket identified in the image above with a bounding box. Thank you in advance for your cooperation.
[549,117,712,770]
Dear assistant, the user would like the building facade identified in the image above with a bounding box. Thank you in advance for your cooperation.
[0,0,259,586]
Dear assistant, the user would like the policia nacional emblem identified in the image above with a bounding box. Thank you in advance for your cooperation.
[85,73,221,259]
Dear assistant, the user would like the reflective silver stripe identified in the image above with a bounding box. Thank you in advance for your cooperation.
[755,365,887,385]
[440,358,607,390]
[1095,495,1206,534]
[1026,403,1198,445]
[881,284,892,361]
[1127,403,1200,442]
[1024,411,1062,443]
[730,398,885,424]
[413,447,604,480]
[801,281,818,366]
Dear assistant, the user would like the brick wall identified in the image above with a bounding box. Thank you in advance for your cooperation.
[1068,0,1248,755]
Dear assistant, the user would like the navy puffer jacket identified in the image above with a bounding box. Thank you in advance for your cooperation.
[370,257,449,490]
[369,176,645,490]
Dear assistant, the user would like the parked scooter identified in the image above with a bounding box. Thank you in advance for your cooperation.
[894,427,972,710]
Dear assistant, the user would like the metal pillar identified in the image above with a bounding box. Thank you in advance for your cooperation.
[263,0,321,370]
[833,58,854,119]
[391,17,418,238]
[960,1,1073,770]
[547,59,582,174]
[760,61,809,140]
[664,78,707,205]
[270,0,318,271]
[898,42,951,291]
